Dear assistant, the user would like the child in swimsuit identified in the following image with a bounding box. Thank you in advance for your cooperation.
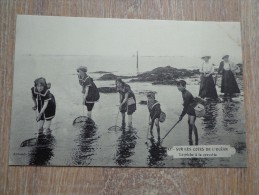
[116,78,136,128]
[177,80,198,145]
[77,66,100,119]
[31,77,56,134]
[147,92,161,141]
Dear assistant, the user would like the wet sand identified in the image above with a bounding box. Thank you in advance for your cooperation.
[9,56,246,167]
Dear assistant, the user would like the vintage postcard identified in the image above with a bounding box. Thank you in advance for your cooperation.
[9,15,246,167]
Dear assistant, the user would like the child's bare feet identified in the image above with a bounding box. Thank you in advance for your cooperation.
[46,128,51,134]
[38,127,44,134]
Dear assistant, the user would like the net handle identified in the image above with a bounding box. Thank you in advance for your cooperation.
[82,94,85,115]
[115,110,120,127]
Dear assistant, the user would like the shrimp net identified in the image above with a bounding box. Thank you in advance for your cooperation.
[73,116,95,128]
[107,125,122,131]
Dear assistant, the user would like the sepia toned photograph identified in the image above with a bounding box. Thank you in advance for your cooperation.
[9,15,246,167]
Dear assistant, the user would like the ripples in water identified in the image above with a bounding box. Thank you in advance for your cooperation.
[71,123,99,166]
[147,138,167,167]
[114,128,138,166]
[28,133,56,165]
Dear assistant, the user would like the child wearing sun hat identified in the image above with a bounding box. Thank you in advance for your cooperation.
[77,66,100,119]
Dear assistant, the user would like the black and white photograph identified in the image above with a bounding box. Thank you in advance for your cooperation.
[9,15,246,167]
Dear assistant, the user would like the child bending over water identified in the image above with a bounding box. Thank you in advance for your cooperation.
[31,77,56,134]
[116,78,136,128]
[177,80,198,145]
[147,92,161,141]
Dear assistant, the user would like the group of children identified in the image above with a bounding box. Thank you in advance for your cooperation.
[146,80,198,145]
[31,66,100,134]
[30,67,198,145]
[32,54,240,145]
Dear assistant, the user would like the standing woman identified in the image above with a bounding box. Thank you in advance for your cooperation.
[199,56,218,100]
[77,66,100,119]
[116,78,136,128]
[218,55,240,101]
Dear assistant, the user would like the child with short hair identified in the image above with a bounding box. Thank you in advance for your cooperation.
[31,77,56,134]
[77,66,100,119]
[116,78,136,128]
[177,80,198,145]
[147,92,161,141]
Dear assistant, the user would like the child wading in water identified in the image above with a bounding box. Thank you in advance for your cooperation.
[147,92,161,141]
[116,78,136,128]
[31,77,56,134]
[77,66,100,119]
[177,80,198,145]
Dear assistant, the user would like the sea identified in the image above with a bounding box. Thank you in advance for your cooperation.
[9,55,246,167]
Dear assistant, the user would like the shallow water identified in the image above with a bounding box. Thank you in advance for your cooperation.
[9,56,246,167]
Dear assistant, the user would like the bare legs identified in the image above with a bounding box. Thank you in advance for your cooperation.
[121,112,126,128]
[38,120,44,133]
[87,111,92,119]
[121,113,133,128]
[150,118,160,141]
[38,119,52,134]
[188,115,198,145]
[128,115,132,127]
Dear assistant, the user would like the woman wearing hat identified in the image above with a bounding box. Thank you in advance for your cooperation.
[116,78,136,128]
[198,56,218,100]
[77,66,100,119]
[218,55,240,101]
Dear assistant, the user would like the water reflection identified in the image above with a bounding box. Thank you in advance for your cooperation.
[234,142,246,154]
[71,123,99,166]
[147,138,167,167]
[114,128,137,166]
[29,133,56,165]
[222,101,240,128]
[202,101,218,132]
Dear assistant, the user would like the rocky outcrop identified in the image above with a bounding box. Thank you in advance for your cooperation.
[98,73,118,80]
[152,80,178,85]
[98,73,136,81]
[98,87,117,93]
[91,71,112,74]
[129,66,199,85]
[139,100,147,105]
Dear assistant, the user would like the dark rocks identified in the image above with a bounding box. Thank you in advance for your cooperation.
[139,100,147,105]
[152,80,178,85]
[98,73,118,80]
[91,71,112,74]
[98,87,117,93]
[129,66,199,85]
[98,73,136,81]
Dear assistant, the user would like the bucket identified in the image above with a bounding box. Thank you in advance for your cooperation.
[159,111,166,122]
[194,103,205,118]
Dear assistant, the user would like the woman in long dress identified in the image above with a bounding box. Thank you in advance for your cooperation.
[218,55,240,101]
[199,56,218,100]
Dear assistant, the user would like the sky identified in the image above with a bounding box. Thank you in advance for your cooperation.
[15,15,242,61]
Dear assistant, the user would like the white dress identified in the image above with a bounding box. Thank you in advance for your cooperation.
[200,62,214,76]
